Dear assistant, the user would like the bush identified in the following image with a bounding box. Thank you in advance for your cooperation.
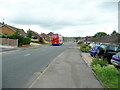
[22,37,31,45]
[79,43,90,53]
[91,58,108,67]
[0,35,9,38]
[92,64,118,88]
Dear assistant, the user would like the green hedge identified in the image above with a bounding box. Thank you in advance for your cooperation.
[0,35,9,38]
[91,58,119,88]
[92,64,118,88]
[0,34,31,46]
[91,58,108,67]
[79,43,90,53]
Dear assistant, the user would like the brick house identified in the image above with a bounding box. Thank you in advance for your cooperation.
[41,33,50,41]
[47,32,54,36]
[0,23,26,36]
[31,31,43,41]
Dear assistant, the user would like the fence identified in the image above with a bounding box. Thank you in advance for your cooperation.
[0,38,18,47]
[86,35,120,44]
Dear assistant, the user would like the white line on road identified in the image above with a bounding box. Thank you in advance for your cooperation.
[24,53,31,56]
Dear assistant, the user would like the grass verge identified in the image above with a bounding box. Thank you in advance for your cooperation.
[91,58,119,88]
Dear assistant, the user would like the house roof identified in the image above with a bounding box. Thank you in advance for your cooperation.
[47,32,54,36]
[31,30,42,38]
[1,23,26,36]
[6,25,27,36]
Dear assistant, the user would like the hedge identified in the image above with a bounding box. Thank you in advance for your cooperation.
[0,34,31,46]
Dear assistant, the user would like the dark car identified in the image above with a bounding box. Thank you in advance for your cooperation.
[89,45,100,57]
[111,52,120,67]
[97,44,120,63]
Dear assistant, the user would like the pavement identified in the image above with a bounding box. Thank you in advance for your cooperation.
[30,46,103,88]
[80,53,93,66]
[0,43,42,53]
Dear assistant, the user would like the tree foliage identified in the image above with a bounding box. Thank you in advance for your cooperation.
[111,30,119,36]
[27,29,32,38]
[93,32,107,38]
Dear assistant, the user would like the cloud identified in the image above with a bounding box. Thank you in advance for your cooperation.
[0,0,118,37]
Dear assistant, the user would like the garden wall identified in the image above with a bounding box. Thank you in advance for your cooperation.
[0,38,18,46]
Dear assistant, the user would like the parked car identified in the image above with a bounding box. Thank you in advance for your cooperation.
[89,42,95,48]
[111,52,120,67]
[97,44,120,63]
[89,45,100,57]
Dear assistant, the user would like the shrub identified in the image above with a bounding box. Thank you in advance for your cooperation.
[79,43,90,53]
[91,58,108,67]
[92,64,118,88]
[23,37,31,45]
[0,35,9,38]
[0,33,31,46]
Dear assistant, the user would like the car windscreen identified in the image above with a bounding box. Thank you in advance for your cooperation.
[109,46,119,51]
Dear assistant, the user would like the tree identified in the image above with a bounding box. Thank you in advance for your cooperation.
[93,32,107,38]
[111,30,119,35]
[9,29,31,46]
[27,29,32,38]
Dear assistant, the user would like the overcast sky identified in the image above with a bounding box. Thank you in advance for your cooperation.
[0,0,119,37]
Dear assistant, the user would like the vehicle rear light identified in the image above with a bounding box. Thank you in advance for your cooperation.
[92,49,96,51]
[104,51,106,55]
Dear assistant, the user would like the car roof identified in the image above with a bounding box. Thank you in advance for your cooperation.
[93,45,100,47]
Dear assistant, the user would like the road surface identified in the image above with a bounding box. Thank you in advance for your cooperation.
[3,42,73,88]
[2,42,102,88]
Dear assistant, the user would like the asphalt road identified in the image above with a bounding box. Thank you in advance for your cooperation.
[3,42,73,88]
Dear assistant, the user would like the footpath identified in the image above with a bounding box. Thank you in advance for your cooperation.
[29,46,103,88]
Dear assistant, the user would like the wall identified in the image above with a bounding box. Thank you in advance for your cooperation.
[0,38,18,46]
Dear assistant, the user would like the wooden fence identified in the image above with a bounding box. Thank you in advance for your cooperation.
[0,38,18,47]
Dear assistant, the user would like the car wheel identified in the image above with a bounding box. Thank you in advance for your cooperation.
[94,53,98,58]
[90,54,93,57]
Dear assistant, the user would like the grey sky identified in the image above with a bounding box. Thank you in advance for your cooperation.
[0,0,119,37]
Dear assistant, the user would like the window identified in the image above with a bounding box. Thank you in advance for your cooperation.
[109,46,118,51]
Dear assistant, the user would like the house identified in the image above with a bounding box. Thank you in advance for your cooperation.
[0,22,3,34]
[41,33,50,41]
[0,23,26,36]
[47,32,54,36]
[31,31,43,41]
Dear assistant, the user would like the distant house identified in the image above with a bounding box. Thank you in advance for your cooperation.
[31,31,43,41]
[47,32,54,36]
[85,36,92,41]
[0,23,26,36]
[41,33,50,41]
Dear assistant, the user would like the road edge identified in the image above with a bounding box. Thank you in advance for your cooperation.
[28,51,65,88]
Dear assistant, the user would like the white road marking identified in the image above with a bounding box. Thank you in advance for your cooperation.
[24,53,31,56]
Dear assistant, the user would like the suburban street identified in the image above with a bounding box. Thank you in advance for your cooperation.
[2,42,103,88]
[3,42,74,88]
[0,1,119,89]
